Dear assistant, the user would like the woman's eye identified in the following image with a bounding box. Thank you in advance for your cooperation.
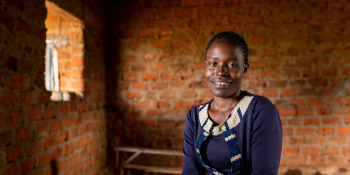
[228,63,238,68]
[208,62,217,66]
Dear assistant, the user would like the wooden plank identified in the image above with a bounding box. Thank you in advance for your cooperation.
[123,164,182,174]
[114,146,183,156]
[45,1,82,23]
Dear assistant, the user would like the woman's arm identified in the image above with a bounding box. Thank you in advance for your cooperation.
[251,102,283,175]
[182,111,207,175]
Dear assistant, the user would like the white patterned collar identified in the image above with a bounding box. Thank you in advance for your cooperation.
[198,95,254,135]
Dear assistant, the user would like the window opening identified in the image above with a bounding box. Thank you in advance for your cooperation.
[44,1,84,101]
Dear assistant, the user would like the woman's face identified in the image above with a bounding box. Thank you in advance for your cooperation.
[205,39,247,98]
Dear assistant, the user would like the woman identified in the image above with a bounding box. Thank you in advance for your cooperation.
[182,31,283,175]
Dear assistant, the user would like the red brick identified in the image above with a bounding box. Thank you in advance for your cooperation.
[190,81,207,88]
[16,126,31,142]
[302,147,319,155]
[65,118,72,127]
[7,146,23,162]
[304,118,320,125]
[288,118,300,125]
[217,7,233,15]
[182,90,197,98]
[282,148,299,155]
[160,91,176,99]
[38,154,51,168]
[76,138,85,148]
[125,91,142,99]
[322,117,339,124]
[142,72,158,80]
[296,128,314,135]
[155,138,172,148]
[310,156,324,165]
[338,127,350,135]
[279,109,296,116]
[132,64,147,71]
[133,101,150,108]
[309,78,328,86]
[146,109,162,117]
[151,82,168,89]
[161,72,178,79]
[281,89,296,96]
[51,120,63,133]
[16,20,31,34]
[0,13,14,30]
[174,7,192,17]
[252,37,267,44]
[0,131,11,147]
[262,49,277,56]
[344,68,350,75]
[9,73,24,89]
[287,157,306,165]
[249,81,265,88]
[165,129,182,136]
[42,108,55,120]
[57,159,68,172]
[158,120,176,127]
[263,70,279,78]
[174,101,190,108]
[27,141,42,156]
[37,93,49,105]
[0,93,14,108]
[249,60,268,68]
[6,110,23,126]
[152,40,169,48]
[297,108,313,116]
[126,110,142,118]
[308,99,324,106]
[316,107,332,115]
[121,119,136,127]
[289,99,305,106]
[262,89,278,97]
[132,82,148,89]
[338,12,350,20]
[58,131,67,143]
[317,127,334,135]
[184,0,200,6]
[198,6,214,15]
[321,147,339,155]
[43,135,56,148]
[1,165,18,175]
[171,40,182,47]
[27,107,40,121]
[139,119,155,127]
[151,63,167,70]
[122,73,137,81]
[74,163,83,174]
[155,101,170,108]
[289,138,305,145]
[20,158,35,175]
[18,93,33,106]
[138,29,153,37]
[64,143,74,156]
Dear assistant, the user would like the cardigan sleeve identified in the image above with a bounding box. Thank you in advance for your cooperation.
[182,110,207,175]
[251,100,283,175]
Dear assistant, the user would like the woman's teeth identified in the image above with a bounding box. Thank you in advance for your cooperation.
[214,82,228,85]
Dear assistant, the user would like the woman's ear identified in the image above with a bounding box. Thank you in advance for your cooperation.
[243,63,249,77]
[204,61,206,67]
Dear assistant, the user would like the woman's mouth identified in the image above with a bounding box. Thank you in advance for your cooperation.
[211,81,232,87]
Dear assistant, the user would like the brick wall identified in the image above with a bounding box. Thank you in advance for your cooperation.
[0,0,106,175]
[105,0,350,173]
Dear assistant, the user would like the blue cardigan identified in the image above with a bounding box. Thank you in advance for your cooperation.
[182,92,283,175]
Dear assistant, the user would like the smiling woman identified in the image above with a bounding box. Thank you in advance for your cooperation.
[182,31,283,175]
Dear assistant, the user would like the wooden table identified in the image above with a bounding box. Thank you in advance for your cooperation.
[114,146,184,175]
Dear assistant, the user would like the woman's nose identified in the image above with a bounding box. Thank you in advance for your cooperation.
[215,64,228,76]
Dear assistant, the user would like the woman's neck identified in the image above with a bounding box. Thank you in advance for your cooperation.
[211,90,246,113]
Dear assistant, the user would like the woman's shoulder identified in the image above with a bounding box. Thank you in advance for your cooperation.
[246,91,276,109]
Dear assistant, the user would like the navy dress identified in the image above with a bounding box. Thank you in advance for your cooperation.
[182,92,283,175]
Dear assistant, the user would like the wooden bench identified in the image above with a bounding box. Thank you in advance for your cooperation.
[114,146,183,175]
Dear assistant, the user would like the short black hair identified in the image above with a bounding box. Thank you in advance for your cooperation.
[206,31,248,64]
